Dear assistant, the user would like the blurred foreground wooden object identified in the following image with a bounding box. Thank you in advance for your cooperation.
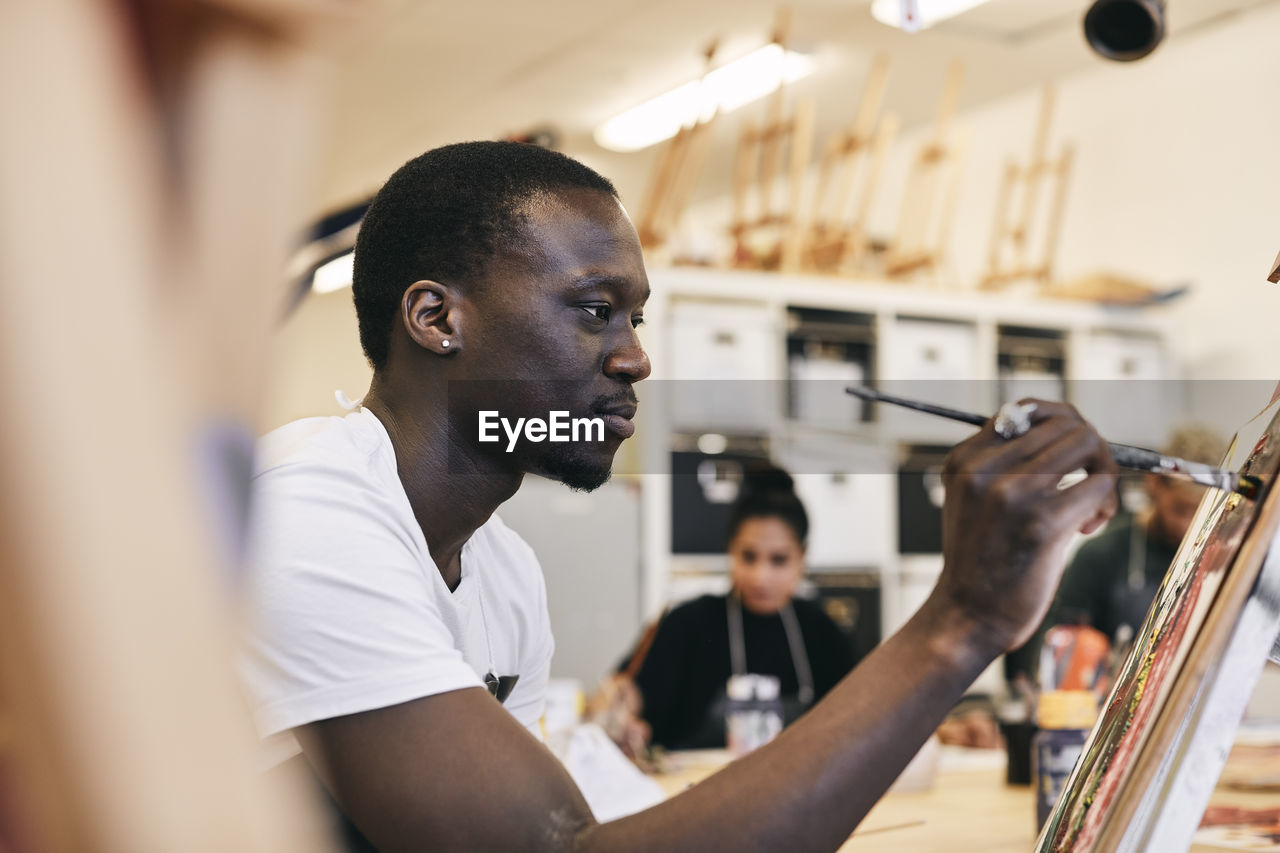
[0,1,362,850]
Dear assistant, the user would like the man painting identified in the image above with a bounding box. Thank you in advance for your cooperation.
[243,141,1117,852]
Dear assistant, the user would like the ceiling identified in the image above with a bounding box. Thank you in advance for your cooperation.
[314,0,1273,214]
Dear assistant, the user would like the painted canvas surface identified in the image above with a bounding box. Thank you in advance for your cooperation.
[1036,406,1280,852]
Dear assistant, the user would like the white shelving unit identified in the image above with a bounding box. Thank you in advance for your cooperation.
[636,266,1178,644]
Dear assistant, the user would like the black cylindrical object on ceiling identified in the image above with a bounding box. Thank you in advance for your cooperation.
[1083,0,1166,62]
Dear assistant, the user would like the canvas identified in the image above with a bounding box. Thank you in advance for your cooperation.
[1037,406,1280,852]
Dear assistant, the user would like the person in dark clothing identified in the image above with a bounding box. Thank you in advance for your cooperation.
[1006,425,1226,682]
[620,467,857,750]
[630,591,856,749]
[1046,512,1179,648]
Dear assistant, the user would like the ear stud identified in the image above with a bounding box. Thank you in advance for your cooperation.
[442,340,451,349]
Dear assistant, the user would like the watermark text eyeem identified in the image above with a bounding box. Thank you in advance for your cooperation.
[478,411,605,452]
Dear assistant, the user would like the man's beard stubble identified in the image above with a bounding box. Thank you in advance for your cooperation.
[534,441,614,492]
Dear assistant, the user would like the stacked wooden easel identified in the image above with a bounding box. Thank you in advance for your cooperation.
[981,86,1076,290]
[727,9,816,273]
[882,60,968,279]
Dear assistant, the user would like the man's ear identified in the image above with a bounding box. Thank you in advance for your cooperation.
[401,280,460,355]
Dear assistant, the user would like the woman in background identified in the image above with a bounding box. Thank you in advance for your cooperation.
[616,466,858,751]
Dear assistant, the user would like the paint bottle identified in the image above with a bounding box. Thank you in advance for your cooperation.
[725,674,783,757]
[1033,689,1098,829]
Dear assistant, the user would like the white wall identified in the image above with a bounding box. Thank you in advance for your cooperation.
[940,8,1280,382]
[269,9,1280,421]
[675,6,1280,390]
[262,289,371,429]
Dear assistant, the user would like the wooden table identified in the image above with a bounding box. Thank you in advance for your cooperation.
[845,765,1036,852]
[653,748,1037,853]
[653,747,1279,852]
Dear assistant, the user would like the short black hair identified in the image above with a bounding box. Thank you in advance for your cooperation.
[351,141,618,370]
[726,464,809,546]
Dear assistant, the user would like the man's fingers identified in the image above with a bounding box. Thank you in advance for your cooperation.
[1079,502,1115,536]
[961,413,1082,479]
[1048,470,1119,535]
[945,401,1098,488]
[1019,399,1077,423]
[1009,422,1115,486]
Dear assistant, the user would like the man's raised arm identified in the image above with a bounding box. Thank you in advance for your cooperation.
[298,401,1117,853]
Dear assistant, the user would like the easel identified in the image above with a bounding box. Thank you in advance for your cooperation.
[981,86,1075,289]
[1041,401,1280,852]
[0,2,344,850]
[801,54,899,275]
[883,60,967,279]
[728,9,816,273]
[636,41,721,252]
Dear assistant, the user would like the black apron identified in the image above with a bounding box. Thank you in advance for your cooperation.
[680,593,817,748]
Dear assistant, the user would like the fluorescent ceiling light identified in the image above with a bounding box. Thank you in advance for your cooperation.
[870,0,993,32]
[594,44,815,153]
[312,251,354,294]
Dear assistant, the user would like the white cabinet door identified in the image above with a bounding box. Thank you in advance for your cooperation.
[1077,331,1165,381]
[666,300,781,432]
[881,318,989,441]
[1073,331,1171,447]
[883,317,981,381]
[776,437,894,571]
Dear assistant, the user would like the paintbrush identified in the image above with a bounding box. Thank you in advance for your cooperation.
[845,385,1263,500]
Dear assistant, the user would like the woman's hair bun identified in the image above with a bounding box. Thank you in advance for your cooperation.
[727,462,808,547]
[740,463,796,497]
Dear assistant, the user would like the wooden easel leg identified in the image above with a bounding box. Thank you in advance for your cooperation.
[984,161,1018,287]
[932,129,970,277]
[1038,145,1075,287]
[781,98,815,273]
[841,113,897,272]
[731,124,758,265]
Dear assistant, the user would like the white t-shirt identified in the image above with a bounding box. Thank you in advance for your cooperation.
[241,408,553,758]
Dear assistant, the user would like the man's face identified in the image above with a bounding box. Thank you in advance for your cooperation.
[1147,475,1204,547]
[452,188,651,491]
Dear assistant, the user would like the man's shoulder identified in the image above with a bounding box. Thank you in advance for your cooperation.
[256,410,389,484]
[249,410,408,544]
